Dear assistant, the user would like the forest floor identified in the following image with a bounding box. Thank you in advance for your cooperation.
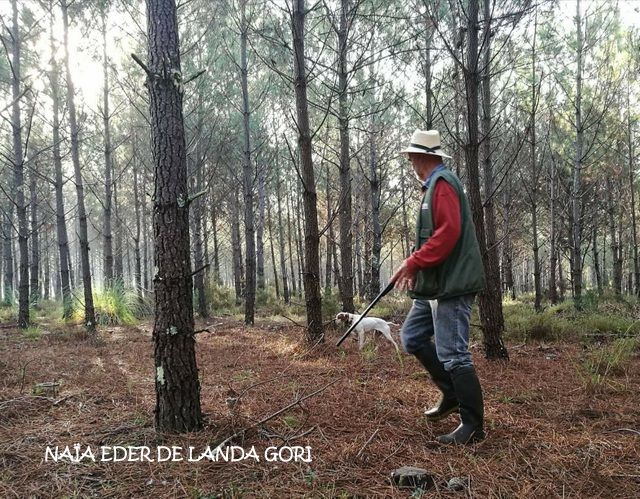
[0,315,639,498]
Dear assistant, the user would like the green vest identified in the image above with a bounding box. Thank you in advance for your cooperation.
[409,168,485,300]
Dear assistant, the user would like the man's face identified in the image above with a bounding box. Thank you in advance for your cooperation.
[408,153,429,181]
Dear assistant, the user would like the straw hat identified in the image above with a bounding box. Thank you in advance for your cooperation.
[400,129,452,159]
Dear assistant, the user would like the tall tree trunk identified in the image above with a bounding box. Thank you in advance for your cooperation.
[145,0,202,432]
[421,9,433,128]
[29,158,40,306]
[467,0,507,359]
[593,222,602,294]
[267,194,279,297]
[368,119,382,301]
[231,191,244,302]
[256,163,266,290]
[337,0,354,313]
[62,0,95,330]
[607,177,622,295]
[210,203,221,286]
[549,149,559,304]
[102,7,114,287]
[49,3,72,317]
[570,0,585,308]
[132,129,143,304]
[240,1,256,324]
[627,82,639,296]
[113,178,124,283]
[2,211,13,306]
[529,8,542,312]
[285,180,297,296]
[192,61,208,318]
[276,164,290,303]
[11,0,29,328]
[292,0,323,343]
[324,160,332,293]
[44,227,51,301]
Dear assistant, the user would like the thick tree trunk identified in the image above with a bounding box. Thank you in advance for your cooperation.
[62,0,95,331]
[102,9,114,287]
[467,0,507,359]
[292,0,323,343]
[11,0,29,328]
[145,0,202,433]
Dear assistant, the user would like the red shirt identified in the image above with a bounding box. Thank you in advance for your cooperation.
[405,179,462,273]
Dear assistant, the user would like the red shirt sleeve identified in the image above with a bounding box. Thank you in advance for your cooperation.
[405,179,462,272]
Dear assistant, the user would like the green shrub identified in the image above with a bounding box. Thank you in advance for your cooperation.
[23,325,42,340]
[0,303,16,323]
[205,283,238,314]
[71,286,141,326]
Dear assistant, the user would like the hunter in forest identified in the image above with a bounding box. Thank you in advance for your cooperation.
[391,129,486,445]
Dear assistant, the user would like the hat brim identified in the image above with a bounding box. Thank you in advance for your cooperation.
[399,146,452,159]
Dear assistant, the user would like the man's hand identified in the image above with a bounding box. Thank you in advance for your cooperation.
[390,260,417,292]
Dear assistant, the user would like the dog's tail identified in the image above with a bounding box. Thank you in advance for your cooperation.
[386,321,398,326]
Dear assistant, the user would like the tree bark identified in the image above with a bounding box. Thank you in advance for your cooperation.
[292,0,323,343]
[62,0,95,331]
[102,7,114,287]
[11,0,29,328]
[240,1,256,324]
[276,163,290,303]
[29,157,40,306]
[337,0,354,313]
[49,3,72,317]
[467,0,507,359]
[145,0,202,433]
[570,0,585,308]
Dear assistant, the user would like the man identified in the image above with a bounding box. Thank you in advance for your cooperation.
[390,129,486,445]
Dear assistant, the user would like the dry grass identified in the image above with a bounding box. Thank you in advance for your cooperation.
[0,319,639,498]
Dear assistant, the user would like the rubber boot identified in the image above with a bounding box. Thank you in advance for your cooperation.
[413,342,459,421]
[436,365,485,444]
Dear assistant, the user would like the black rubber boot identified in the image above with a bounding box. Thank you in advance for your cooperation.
[436,365,484,444]
[413,342,459,421]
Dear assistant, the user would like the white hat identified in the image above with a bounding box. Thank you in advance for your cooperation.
[400,129,451,159]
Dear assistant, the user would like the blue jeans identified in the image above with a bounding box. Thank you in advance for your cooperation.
[400,294,475,372]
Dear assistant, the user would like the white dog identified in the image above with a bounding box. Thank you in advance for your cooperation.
[335,312,399,351]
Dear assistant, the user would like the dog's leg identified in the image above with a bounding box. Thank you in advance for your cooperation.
[358,329,365,350]
[381,326,400,351]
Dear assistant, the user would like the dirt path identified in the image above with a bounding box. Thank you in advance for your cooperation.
[0,319,638,497]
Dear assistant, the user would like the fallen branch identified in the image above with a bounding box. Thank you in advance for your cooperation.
[194,322,223,335]
[211,379,339,452]
[280,315,305,328]
[355,428,379,460]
